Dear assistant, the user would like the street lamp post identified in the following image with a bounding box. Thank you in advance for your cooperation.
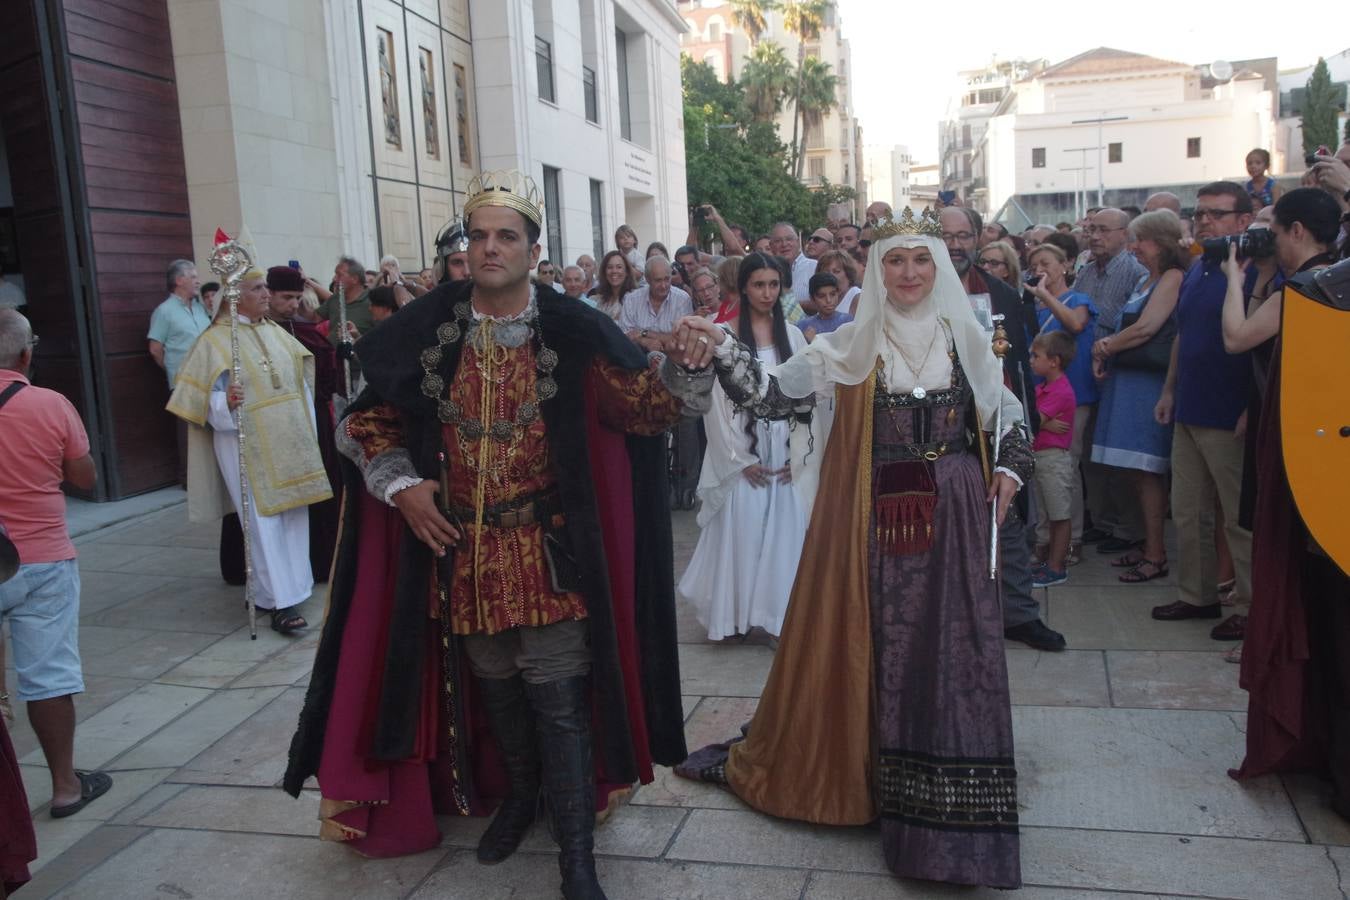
[1063,146,1096,221]
[1071,114,1128,205]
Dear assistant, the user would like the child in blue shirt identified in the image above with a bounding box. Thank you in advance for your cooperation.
[796,272,854,342]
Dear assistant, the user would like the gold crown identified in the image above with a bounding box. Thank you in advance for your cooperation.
[463,169,545,228]
[871,206,942,240]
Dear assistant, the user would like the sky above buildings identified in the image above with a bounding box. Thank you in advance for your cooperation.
[842,0,1334,163]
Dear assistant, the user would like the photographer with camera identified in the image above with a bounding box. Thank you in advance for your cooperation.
[687,204,749,256]
[1221,187,1342,352]
[1151,182,1254,639]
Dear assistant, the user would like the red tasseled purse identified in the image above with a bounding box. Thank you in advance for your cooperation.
[873,460,938,556]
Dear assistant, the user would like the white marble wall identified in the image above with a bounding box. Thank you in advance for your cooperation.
[170,0,685,275]
[469,0,688,267]
[169,0,348,276]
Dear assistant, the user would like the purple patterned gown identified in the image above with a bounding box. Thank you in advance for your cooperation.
[869,360,1021,889]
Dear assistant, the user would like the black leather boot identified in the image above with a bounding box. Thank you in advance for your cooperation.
[476,676,539,864]
[526,677,607,900]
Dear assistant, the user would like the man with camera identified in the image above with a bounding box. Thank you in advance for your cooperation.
[689,204,748,256]
[1152,182,1254,639]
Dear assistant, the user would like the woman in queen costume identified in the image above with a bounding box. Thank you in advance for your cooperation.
[673,208,1031,889]
[677,253,811,641]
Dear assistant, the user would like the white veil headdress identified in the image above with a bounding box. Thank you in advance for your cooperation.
[770,231,1022,432]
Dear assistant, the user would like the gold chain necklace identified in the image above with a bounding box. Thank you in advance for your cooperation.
[245,324,283,389]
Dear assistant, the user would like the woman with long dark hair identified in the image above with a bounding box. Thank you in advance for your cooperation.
[676,253,811,640]
[587,250,635,320]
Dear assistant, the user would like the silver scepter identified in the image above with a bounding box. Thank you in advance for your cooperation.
[989,314,1010,581]
[210,240,259,639]
[335,282,352,416]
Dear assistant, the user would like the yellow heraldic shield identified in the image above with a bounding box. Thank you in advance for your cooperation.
[1279,268,1350,575]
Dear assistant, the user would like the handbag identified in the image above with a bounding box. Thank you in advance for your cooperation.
[1113,294,1176,373]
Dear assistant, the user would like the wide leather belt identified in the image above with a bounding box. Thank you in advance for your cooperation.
[449,490,563,529]
[874,439,968,463]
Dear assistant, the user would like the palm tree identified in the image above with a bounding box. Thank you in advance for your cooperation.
[779,0,829,177]
[728,0,774,46]
[792,56,837,180]
[740,41,793,123]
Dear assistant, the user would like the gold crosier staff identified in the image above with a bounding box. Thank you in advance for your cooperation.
[209,239,259,639]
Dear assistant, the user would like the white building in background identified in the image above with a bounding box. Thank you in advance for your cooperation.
[863,144,917,212]
[863,145,894,210]
[909,163,940,210]
[938,59,1044,205]
[968,48,1280,227]
[675,0,865,213]
[169,0,688,273]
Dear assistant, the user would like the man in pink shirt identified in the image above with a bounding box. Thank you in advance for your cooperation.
[0,309,111,817]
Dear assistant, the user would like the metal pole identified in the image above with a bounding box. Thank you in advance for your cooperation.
[336,283,352,400]
[1071,116,1127,208]
[209,240,258,639]
[1097,116,1104,205]
[989,314,1010,581]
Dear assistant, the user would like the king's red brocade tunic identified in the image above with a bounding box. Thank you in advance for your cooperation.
[345,340,681,635]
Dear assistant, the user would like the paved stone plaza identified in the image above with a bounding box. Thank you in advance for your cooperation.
[6,500,1349,899]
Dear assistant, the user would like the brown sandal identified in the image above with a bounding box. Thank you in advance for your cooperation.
[1119,558,1169,583]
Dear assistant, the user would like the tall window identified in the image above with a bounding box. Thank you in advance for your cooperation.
[589,180,605,260]
[1031,147,1046,168]
[583,66,598,123]
[808,157,824,180]
[708,21,720,40]
[1108,142,1122,163]
[616,29,632,141]
[542,166,563,262]
[1187,137,1201,158]
[536,37,555,103]
[453,63,472,166]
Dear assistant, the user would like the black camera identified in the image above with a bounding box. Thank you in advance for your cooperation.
[1200,228,1276,264]
[692,205,708,227]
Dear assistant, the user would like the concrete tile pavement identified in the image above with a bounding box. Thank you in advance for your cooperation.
[5,501,1347,899]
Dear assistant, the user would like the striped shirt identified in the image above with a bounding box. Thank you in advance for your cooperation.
[617,285,694,335]
[1073,250,1148,339]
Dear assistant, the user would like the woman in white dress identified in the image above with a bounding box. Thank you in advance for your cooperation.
[677,253,812,640]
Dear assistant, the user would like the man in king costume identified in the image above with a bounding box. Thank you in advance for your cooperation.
[284,171,714,900]
[167,265,333,634]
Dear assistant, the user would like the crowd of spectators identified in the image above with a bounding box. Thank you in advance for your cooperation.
[2,142,1348,885]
